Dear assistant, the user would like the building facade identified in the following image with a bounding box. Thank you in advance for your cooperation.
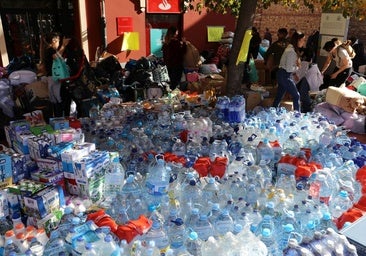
[0,0,365,68]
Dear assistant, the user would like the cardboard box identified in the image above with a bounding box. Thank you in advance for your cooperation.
[280,101,294,111]
[49,117,70,130]
[0,154,13,190]
[261,97,274,108]
[23,184,65,219]
[200,75,227,96]
[244,91,263,111]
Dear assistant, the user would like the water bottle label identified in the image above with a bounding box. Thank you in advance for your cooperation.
[146,181,168,196]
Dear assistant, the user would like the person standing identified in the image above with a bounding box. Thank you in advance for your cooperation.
[247,27,262,60]
[264,28,289,85]
[162,26,187,90]
[320,38,353,89]
[273,31,306,112]
[44,32,70,117]
[349,36,365,72]
[264,28,272,45]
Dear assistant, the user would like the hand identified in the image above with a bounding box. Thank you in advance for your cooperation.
[62,38,71,47]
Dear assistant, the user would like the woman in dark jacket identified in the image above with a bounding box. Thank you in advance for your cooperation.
[162,26,187,90]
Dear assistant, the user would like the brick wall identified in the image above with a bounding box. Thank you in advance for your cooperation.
[254,4,366,49]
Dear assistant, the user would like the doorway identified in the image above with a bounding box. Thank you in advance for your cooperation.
[0,0,77,65]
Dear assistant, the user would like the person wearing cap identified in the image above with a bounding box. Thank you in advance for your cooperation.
[320,38,353,89]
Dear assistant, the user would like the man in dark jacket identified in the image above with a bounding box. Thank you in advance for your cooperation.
[264,28,289,85]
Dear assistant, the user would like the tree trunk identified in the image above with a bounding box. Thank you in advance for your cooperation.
[226,0,258,96]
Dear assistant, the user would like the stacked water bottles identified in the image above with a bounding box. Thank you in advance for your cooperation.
[87,101,362,255]
[3,98,364,255]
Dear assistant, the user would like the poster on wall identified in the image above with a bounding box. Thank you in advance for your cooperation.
[150,28,167,57]
[116,17,133,35]
[147,0,181,13]
[319,13,349,37]
[207,26,225,42]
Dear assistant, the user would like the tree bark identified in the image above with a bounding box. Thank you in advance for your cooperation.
[226,0,258,96]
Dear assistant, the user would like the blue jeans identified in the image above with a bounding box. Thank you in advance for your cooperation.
[273,68,300,111]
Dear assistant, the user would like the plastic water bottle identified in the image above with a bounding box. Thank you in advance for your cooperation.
[214,209,234,237]
[73,236,86,255]
[180,179,202,209]
[202,177,220,206]
[28,237,44,256]
[143,221,169,254]
[172,138,186,157]
[256,138,275,164]
[207,203,221,224]
[81,243,98,256]
[115,207,130,225]
[259,228,281,256]
[185,208,200,229]
[245,184,259,206]
[119,174,142,206]
[185,231,203,256]
[97,234,119,256]
[4,239,20,256]
[128,198,146,220]
[104,152,125,201]
[168,218,186,249]
[278,224,303,251]
[193,214,215,241]
[145,155,170,204]
[147,204,165,227]
[328,190,352,218]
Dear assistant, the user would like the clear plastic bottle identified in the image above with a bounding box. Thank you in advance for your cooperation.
[180,179,202,209]
[115,207,130,225]
[81,243,98,256]
[172,138,186,157]
[43,237,68,256]
[282,134,301,155]
[201,177,220,211]
[143,221,170,255]
[128,198,146,220]
[192,214,215,241]
[28,237,44,256]
[145,155,170,205]
[185,208,200,229]
[185,231,203,256]
[73,236,86,255]
[328,190,352,219]
[256,138,275,164]
[277,223,303,251]
[259,228,281,256]
[4,239,20,256]
[214,209,234,236]
[168,218,187,250]
[119,174,142,206]
[104,152,125,201]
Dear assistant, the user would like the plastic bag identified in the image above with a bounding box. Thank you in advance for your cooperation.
[248,58,259,83]
[52,57,70,81]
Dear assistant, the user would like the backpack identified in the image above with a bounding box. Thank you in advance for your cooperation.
[339,40,356,59]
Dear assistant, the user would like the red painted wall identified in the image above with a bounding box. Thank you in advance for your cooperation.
[183,10,236,54]
[85,0,103,61]
[104,0,147,63]
[101,0,236,62]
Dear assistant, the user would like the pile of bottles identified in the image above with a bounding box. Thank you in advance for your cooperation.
[1,101,365,255]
